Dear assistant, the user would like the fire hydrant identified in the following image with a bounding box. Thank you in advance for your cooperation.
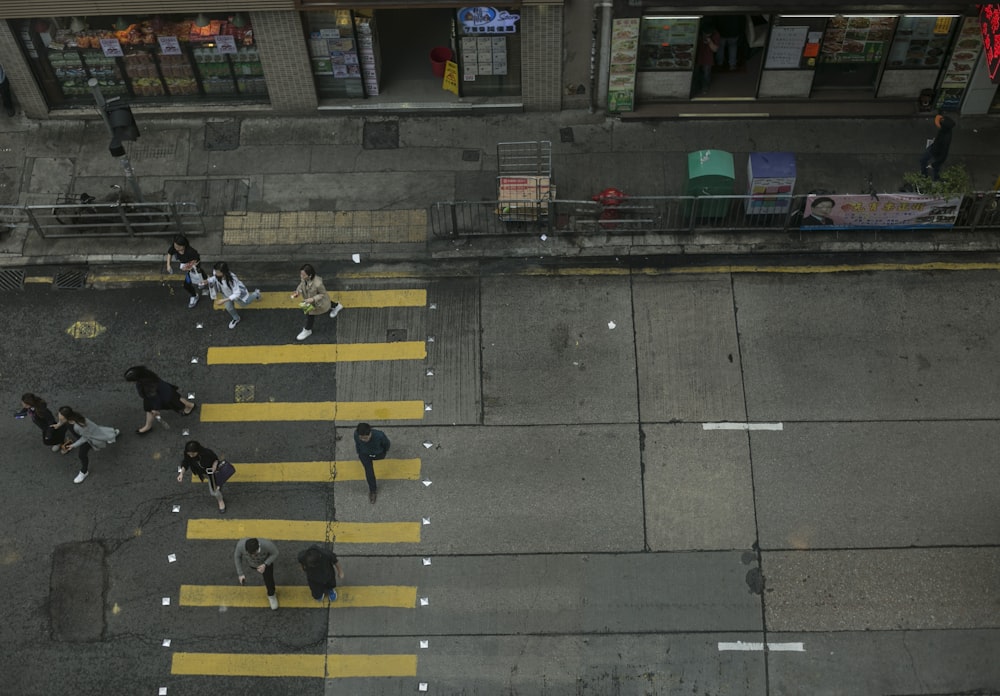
[592,187,627,225]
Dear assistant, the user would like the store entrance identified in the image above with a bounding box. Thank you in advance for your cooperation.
[372,8,455,101]
[693,15,769,100]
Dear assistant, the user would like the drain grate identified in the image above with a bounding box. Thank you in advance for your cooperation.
[205,120,241,151]
[0,269,25,290]
[387,328,407,342]
[54,269,87,290]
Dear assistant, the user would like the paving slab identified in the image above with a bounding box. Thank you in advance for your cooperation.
[480,275,637,425]
[643,423,756,551]
[751,421,1000,549]
[763,548,1000,631]
[633,274,745,422]
[258,172,454,212]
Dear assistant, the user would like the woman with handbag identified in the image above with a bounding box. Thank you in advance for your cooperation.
[178,440,234,514]
[164,235,206,309]
[208,261,261,330]
[290,263,342,341]
[19,393,68,452]
[56,406,119,484]
[124,365,196,435]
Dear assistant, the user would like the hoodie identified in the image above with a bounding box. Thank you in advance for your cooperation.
[928,115,955,166]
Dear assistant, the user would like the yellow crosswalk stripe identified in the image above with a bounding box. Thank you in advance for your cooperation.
[207,341,427,365]
[186,519,421,543]
[199,400,425,422]
[190,458,421,483]
[171,652,418,678]
[213,289,426,311]
[179,584,417,608]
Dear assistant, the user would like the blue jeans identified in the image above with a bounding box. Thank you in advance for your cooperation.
[716,36,738,68]
[223,290,261,321]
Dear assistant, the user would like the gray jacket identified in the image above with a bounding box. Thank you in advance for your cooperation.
[233,537,279,576]
[68,419,118,450]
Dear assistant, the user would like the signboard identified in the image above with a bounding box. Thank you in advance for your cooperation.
[607,18,639,113]
[800,193,962,230]
[765,25,809,68]
[458,7,520,34]
[215,35,238,54]
[443,60,459,95]
[100,38,124,57]
[980,3,1000,82]
[158,36,182,55]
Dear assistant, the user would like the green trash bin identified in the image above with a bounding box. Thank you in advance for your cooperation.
[685,150,735,220]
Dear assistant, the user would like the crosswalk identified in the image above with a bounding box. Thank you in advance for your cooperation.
[167,285,430,689]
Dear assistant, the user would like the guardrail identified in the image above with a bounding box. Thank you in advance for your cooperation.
[430,192,1000,238]
[10,200,205,239]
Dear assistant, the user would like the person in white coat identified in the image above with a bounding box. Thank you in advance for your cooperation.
[56,406,119,484]
[208,261,261,329]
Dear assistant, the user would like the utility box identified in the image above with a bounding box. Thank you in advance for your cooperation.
[746,152,796,215]
[686,150,734,219]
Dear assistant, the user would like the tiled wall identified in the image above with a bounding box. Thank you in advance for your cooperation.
[250,11,318,113]
[521,3,563,112]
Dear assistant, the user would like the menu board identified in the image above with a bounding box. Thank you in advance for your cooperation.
[607,18,639,113]
[938,16,985,110]
[765,25,809,69]
[819,15,895,64]
[886,15,954,69]
[637,16,698,71]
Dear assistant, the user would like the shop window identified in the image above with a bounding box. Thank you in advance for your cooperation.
[813,15,896,91]
[303,10,368,99]
[885,16,956,70]
[455,7,521,98]
[13,14,267,108]
[637,16,698,73]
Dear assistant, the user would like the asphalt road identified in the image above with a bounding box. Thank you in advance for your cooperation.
[0,262,998,696]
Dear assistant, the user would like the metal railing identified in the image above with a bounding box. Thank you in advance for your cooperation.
[17,200,204,239]
[430,192,1000,239]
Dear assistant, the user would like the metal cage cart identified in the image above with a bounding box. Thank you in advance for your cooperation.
[496,141,556,222]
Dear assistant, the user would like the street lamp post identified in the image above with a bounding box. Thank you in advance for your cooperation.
[88,78,143,202]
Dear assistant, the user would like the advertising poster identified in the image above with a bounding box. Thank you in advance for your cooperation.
[801,194,962,229]
[607,18,639,113]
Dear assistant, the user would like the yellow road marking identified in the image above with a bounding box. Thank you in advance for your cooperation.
[207,341,426,365]
[186,519,421,543]
[179,584,417,608]
[212,289,426,310]
[65,320,107,339]
[171,652,418,678]
[24,276,52,284]
[191,458,421,483]
[199,400,425,422]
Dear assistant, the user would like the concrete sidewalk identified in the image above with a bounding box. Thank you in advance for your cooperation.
[1,109,999,268]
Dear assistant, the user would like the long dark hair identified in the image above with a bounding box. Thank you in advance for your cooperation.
[300,263,316,280]
[213,261,234,286]
[21,393,47,409]
[124,365,159,383]
[58,406,87,425]
[184,440,203,456]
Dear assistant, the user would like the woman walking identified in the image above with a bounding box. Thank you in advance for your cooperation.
[290,263,342,341]
[124,365,196,435]
[19,393,67,452]
[178,440,227,514]
[209,261,261,330]
[56,406,119,484]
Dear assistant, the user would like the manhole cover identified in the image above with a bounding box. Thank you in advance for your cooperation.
[205,120,241,151]
[363,120,399,150]
[560,127,575,143]
[234,384,255,402]
[387,328,407,342]
[55,269,87,289]
[462,149,481,162]
[0,268,25,290]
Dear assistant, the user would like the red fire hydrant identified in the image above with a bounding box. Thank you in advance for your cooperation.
[593,187,627,225]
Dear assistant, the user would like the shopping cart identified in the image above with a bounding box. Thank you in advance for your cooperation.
[496,141,556,223]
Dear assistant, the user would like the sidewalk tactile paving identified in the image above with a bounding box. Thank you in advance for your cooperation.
[223,210,427,245]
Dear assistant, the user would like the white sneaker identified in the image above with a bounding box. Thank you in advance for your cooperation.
[51,444,61,452]
[188,296,199,308]
[268,595,279,610]
[228,317,240,329]
[73,471,88,484]
[296,329,312,341]
[252,289,262,301]
[329,303,342,318]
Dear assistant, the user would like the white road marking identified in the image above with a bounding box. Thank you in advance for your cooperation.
[702,422,784,431]
[718,641,804,652]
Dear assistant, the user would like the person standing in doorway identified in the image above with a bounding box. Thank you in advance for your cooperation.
[354,422,390,504]
[208,261,261,330]
[18,393,67,452]
[696,23,720,94]
[164,235,206,309]
[297,545,344,602]
[715,15,743,71]
[56,406,119,484]
[178,440,227,514]
[289,263,342,342]
[234,537,280,610]
[919,114,955,182]
[0,64,15,117]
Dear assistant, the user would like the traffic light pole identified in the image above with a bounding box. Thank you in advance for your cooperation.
[88,78,143,202]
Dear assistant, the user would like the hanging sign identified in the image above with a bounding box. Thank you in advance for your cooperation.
[981,4,1000,82]
[458,7,520,34]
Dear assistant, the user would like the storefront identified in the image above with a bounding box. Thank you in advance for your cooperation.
[300,5,522,103]
[10,13,268,108]
[607,3,997,115]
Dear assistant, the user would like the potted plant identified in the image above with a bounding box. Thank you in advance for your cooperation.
[901,164,972,197]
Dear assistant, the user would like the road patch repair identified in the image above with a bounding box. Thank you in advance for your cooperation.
[50,541,105,642]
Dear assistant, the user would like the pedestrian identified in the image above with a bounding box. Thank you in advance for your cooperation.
[919,114,955,182]
[208,261,261,330]
[714,15,742,71]
[124,365,196,435]
[297,544,344,602]
[56,406,119,484]
[696,23,720,94]
[178,440,227,514]
[234,537,279,610]
[0,64,15,117]
[289,263,343,341]
[18,393,68,452]
[354,422,390,504]
[164,235,206,309]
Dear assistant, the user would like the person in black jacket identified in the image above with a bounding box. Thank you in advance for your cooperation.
[354,422,390,504]
[919,114,955,182]
[18,393,67,451]
[297,545,344,602]
[178,440,227,514]
[165,235,206,309]
[124,365,196,434]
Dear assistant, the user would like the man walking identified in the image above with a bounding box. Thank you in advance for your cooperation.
[297,545,344,602]
[234,537,280,610]
[354,422,390,504]
[919,114,955,182]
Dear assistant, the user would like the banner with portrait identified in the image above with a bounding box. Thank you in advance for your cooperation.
[801,193,962,229]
